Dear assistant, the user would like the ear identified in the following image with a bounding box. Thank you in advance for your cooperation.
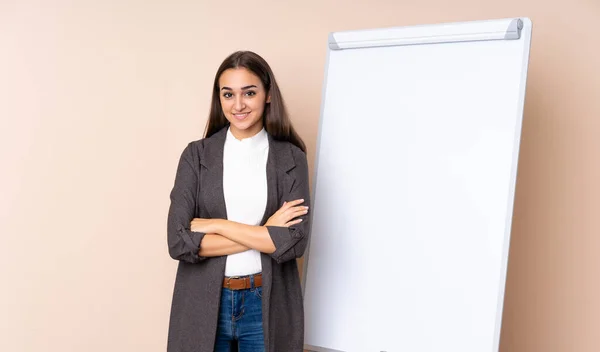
[266,92,271,103]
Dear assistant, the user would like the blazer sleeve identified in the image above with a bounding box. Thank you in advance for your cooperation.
[167,142,207,264]
[266,147,312,264]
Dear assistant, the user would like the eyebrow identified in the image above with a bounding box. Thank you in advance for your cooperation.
[221,85,257,91]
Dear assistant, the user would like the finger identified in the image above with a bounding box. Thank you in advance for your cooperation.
[283,211,306,222]
[284,205,309,217]
[281,202,305,213]
[281,199,304,210]
[284,218,303,227]
[292,208,309,219]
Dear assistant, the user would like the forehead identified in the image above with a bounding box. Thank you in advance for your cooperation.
[219,68,263,88]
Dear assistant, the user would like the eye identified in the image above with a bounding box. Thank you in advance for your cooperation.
[222,92,233,99]
[245,91,256,97]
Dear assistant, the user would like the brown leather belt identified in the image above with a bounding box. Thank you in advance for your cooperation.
[223,273,262,290]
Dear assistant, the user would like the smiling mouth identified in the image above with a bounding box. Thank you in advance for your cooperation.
[233,112,249,120]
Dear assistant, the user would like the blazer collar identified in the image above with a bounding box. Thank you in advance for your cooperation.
[200,126,296,173]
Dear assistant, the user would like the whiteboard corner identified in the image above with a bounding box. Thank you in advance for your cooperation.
[520,17,533,27]
[328,32,341,50]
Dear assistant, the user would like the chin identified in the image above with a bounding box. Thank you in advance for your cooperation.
[228,118,262,132]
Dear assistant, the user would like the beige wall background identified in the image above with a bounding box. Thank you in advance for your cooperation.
[1,0,598,351]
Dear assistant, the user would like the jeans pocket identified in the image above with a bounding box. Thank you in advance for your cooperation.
[252,286,263,299]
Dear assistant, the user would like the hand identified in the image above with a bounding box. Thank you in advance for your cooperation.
[190,218,219,233]
[265,199,308,227]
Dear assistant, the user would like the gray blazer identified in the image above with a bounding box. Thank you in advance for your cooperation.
[166,126,311,352]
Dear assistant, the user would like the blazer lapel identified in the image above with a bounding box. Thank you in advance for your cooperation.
[200,127,228,220]
[260,135,296,226]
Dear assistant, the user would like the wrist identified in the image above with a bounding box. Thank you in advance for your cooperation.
[212,218,225,234]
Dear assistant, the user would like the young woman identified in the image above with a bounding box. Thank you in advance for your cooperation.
[166,51,311,352]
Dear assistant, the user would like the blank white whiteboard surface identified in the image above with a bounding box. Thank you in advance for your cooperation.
[302,18,532,352]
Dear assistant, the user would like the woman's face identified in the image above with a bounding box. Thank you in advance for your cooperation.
[218,67,270,139]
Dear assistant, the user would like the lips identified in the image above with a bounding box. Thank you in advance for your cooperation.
[232,112,249,120]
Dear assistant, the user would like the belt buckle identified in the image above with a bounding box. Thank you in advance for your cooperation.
[226,276,241,289]
[225,276,237,289]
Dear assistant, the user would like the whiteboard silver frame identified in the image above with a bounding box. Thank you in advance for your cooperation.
[328,18,523,50]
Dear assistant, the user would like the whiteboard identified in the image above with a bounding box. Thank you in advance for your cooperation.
[302,18,532,352]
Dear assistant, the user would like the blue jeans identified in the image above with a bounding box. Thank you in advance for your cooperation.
[214,277,265,352]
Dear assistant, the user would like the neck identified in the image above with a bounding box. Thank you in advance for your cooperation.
[229,123,264,140]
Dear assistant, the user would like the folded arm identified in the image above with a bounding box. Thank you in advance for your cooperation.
[191,199,307,255]
[213,220,276,253]
[191,146,312,264]
[198,233,250,257]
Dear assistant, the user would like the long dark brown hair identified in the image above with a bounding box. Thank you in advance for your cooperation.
[203,51,306,153]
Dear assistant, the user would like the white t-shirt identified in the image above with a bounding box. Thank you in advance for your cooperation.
[222,127,269,276]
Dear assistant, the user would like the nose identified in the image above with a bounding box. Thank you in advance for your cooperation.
[233,95,245,112]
